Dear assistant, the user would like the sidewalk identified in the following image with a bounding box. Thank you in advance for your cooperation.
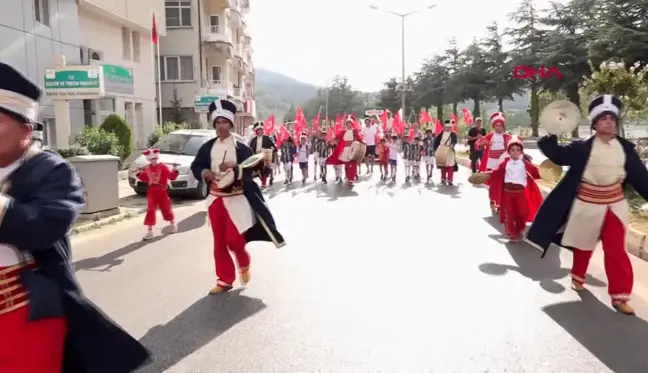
[455,155,648,264]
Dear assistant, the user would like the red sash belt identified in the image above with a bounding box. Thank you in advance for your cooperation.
[577,181,624,204]
[210,183,243,197]
[344,141,353,146]
[0,261,35,315]
[489,149,505,159]
[504,182,525,193]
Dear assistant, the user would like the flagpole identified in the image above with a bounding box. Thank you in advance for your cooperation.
[155,36,163,126]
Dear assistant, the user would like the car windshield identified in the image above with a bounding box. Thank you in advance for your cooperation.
[154,133,211,156]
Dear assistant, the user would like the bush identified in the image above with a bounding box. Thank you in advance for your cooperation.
[147,121,190,147]
[100,114,132,159]
[74,127,123,158]
[56,146,90,158]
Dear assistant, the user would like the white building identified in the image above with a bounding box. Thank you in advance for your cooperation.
[158,0,256,134]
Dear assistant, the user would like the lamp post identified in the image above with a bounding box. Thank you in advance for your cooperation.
[369,4,436,119]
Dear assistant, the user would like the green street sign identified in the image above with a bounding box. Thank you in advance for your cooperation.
[194,95,219,112]
[103,64,134,95]
[44,66,104,99]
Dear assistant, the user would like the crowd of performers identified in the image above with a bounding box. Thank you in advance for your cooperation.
[470,94,648,316]
[246,116,461,187]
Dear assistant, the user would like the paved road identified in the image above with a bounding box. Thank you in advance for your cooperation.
[71,164,648,373]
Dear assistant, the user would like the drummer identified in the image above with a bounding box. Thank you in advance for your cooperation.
[248,122,277,188]
[433,120,458,185]
[326,116,364,186]
[190,99,285,294]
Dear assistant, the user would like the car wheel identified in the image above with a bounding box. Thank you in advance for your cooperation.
[194,180,209,199]
[135,189,146,196]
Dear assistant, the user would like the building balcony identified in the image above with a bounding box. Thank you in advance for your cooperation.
[202,28,234,57]
[241,0,250,14]
[201,80,235,97]
[208,0,232,9]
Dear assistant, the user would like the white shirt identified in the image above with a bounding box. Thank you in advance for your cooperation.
[255,135,263,153]
[298,145,309,162]
[388,144,399,160]
[0,160,23,266]
[491,133,505,150]
[362,125,377,145]
[206,136,256,234]
[504,158,527,186]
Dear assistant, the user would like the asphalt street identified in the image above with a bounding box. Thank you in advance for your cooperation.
[71,161,648,373]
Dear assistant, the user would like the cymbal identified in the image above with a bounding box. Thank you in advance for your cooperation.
[468,172,491,185]
[540,100,581,135]
[538,159,563,183]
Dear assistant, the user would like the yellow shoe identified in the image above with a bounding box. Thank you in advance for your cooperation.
[571,280,585,291]
[240,267,251,285]
[613,302,635,315]
[208,283,232,294]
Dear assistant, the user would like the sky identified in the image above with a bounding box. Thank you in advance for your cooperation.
[247,0,555,92]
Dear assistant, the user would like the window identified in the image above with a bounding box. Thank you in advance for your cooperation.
[122,28,131,60]
[165,0,191,27]
[34,0,51,26]
[159,56,194,81]
[211,66,222,84]
[154,134,210,156]
[209,15,220,33]
[132,31,141,62]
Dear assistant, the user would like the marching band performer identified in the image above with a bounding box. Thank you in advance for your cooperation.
[248,121,276,188]
[434,120,458,185]
[137,148,179,240]
[487,137,543,242]
[527,95,648,315]
[412,134,423,180]
[422,129,436,182]
[402,136,414,183]
[191,99,285,294]
[477,112,512,212]
[280,136,297,184]
[313,128,330,183]
[326,116,364,186]
[0,62,150,372]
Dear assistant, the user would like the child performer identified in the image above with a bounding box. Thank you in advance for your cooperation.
[402,136,414,183]
[422,129,436,182]
[377,137,390,181]
[313,129,331,183]
[331,140,343,183]
[488,138,543,242]
[412,134,423,180]
[281,136,297,184]
[298,134,310,184]
[137,149,179,240]
[388,134,399,182]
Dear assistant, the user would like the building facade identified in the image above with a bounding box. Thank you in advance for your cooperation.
[0,0,164,149]
[158,0,256,134]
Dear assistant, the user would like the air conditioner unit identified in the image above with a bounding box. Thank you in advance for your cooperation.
[80,46,103,64]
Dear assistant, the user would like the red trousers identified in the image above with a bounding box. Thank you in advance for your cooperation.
[207,198,251,286]
[440,167,454,182]
[502,187,528,237]
[571,209,633,302]
[260,174,268,186]
[144,185,174,226]
[345,161,358,182]
[0,305,66,373]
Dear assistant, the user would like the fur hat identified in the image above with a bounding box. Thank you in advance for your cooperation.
[0,62,42,125]
[252,121,263,131]
[588,94,622,129]
[142,148,160,161]
[208,99,237,128]
[507,136,524,151]
[490,112,505,126]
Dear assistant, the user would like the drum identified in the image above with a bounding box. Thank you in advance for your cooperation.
[350,141,366,162]
[213,153,266,189]
[262,148,273,165]
[435,145,450,165]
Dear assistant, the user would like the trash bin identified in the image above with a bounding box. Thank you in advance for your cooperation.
[68,155,120,215]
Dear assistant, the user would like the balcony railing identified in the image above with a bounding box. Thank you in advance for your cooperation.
[203,28,232,44]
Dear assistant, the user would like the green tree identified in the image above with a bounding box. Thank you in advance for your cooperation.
[99,114,132,159]
[481,21,522,112]
[377,78,401,114]
[453,39,490,118]
[301,75,366,120]
[443,37,463,115]
[412,55,450,120]
[169,88,185,123]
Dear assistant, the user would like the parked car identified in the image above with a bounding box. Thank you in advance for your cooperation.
[128,130,247,199]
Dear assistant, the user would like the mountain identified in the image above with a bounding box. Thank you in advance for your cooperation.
[255,69,319,120]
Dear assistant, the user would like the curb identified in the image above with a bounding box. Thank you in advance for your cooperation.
[70,207,146,235]
[456,156,648,263]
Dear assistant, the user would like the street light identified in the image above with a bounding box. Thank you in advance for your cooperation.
[369,4,436,119]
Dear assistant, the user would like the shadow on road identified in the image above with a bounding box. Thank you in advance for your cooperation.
[136,289,267,373]
[479,216,606,294]
[542,291,648,372]
[74,212,207,272]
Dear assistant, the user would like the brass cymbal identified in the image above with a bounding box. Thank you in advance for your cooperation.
[468,172,491,185]
[538,159,563,183]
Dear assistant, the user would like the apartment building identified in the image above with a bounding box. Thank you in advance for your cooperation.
[158,0,256,133]
[0,0,83,147]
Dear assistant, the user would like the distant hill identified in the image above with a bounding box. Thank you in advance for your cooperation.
[255,69,319,120]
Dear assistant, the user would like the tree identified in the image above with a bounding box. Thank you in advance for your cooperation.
[377,78,401,114]
[443,37,463,115]
[453,38,490,117]
[283,104,297,123]
[301,75,366,120]
[481,21,522,112]
[169,89,185,123]
[412,55,450,120]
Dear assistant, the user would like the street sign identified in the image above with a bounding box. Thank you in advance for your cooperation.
[194,95,219,112]
[44,66,104,99]
[103,64,134,95]
[365,109,385,116]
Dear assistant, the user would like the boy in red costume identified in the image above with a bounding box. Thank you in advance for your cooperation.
[137,149,179,240]
[326,116,364,186]
[477,112,512,213]
[488,137,543,242]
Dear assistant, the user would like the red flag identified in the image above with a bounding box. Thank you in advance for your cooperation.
[419,108,432,124]
[326,128,334,141]
[408,124,416,141]
[435,118,443,135]
[276,124,289,147]
[151,13,158,44]
[450,113,458,133]
[461,108,473,124]
[312,111,320,133]
[263,115,275,135]
[394,111,403,135]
